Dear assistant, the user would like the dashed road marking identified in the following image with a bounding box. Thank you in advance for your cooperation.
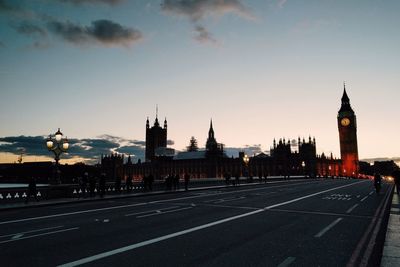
[277,256,296,267]
[314,218,343,238]
[346,204,359,214]
[0,227,79,244]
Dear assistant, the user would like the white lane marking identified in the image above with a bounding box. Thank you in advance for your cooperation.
[265,181,365,210]
[125,206,180,217]
[149,181,317,204]
[277,256,296,267]
[1,181,317,226]
[136,207,193,218]
[58,209,264,267]
[213,196,246,204]
[0,227,79,244]
[360,196,368,202]
[346,204,359,214]
[0,225,64,238]
[0,203,148,225]
[11,234,23,240]
[202,204,260,211]
[369,191,374,195]
[58,181,365,267]
[314,218,343,238]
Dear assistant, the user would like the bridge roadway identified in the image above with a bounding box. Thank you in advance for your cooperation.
[0,179,391,266]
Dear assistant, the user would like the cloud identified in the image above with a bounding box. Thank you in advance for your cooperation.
[59,0,124,5]
[277,0,287,9]
[224,144,265,158]
[162,0,254,44]
[0,135,147,163]
[12,21,47,37]
[167,139,175,146]
[194,25,216,44]
[161,0,254,21]
[47,19,143,47]
[0,0,35,18]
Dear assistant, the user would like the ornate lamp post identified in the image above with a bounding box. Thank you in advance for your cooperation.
[301,161,306,177]
[328,165,332,178]
[46,128,69,184]
[243,154,250,179]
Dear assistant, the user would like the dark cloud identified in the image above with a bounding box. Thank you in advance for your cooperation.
[167,139,175,146]
[194,25,216,44]
[162,0,253,44]
[0,0,34,18]
[47,19,143,47]
[224,145,265,158]
[13,21,47,37]
[161,0,254,21]
[0,135,147,163]
[59,0,124,6]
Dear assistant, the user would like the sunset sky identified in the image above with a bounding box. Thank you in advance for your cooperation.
[1,0,399,164]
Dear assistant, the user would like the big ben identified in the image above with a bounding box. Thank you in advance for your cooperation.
[338,84,359,177]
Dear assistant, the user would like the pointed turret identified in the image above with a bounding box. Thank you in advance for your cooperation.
[146,117,149,129]
[164,117,167,129]
[208,119,214,139]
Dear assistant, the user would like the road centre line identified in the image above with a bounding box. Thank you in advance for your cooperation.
[0,225,64,238]
[59,181,365,267]
[136,207,193,218]
[125,206,180,217]
[0,227,79,244]
[360,196,368,202]
[0,202,148,226]
[346,204,359,214]
[277,256,296,267]
[314,218,343,238]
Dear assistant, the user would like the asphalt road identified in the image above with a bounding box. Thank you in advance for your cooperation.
[0,179,391,266]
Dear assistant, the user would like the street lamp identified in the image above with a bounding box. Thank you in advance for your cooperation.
[301,161,306,177]
[243,154,249,179]
[328,165,332,178]
[46,128,69,184]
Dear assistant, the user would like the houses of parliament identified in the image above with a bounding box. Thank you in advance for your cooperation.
[102,86,360,181]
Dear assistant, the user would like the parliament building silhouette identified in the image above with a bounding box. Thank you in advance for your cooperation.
[112,86,359,181]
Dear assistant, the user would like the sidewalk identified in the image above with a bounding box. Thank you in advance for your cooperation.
[381,191,400,266]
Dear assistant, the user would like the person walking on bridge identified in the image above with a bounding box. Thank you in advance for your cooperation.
[392,169,400,195]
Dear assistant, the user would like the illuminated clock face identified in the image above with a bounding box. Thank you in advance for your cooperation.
[341,117,350,126]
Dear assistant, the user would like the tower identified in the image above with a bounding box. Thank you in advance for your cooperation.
[337,84,359,177]
[145,109,167,162]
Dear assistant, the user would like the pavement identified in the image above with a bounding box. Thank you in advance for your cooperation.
[381,189,400,266]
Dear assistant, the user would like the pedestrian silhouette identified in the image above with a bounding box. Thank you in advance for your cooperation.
[184,173,190,191]
[99,173,106,198]
[25,177,38,203]
[392,169,400,195]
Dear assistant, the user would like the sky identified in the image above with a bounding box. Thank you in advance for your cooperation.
[0,0,399,165]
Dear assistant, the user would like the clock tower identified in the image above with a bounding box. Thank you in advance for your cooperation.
[338,84,359,177]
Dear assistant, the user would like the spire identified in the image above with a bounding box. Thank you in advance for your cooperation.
[339,82,353,113]
[146,117,149,129]
[164,117,167,129]
[341,82,350,104]
[208,119,214,139]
